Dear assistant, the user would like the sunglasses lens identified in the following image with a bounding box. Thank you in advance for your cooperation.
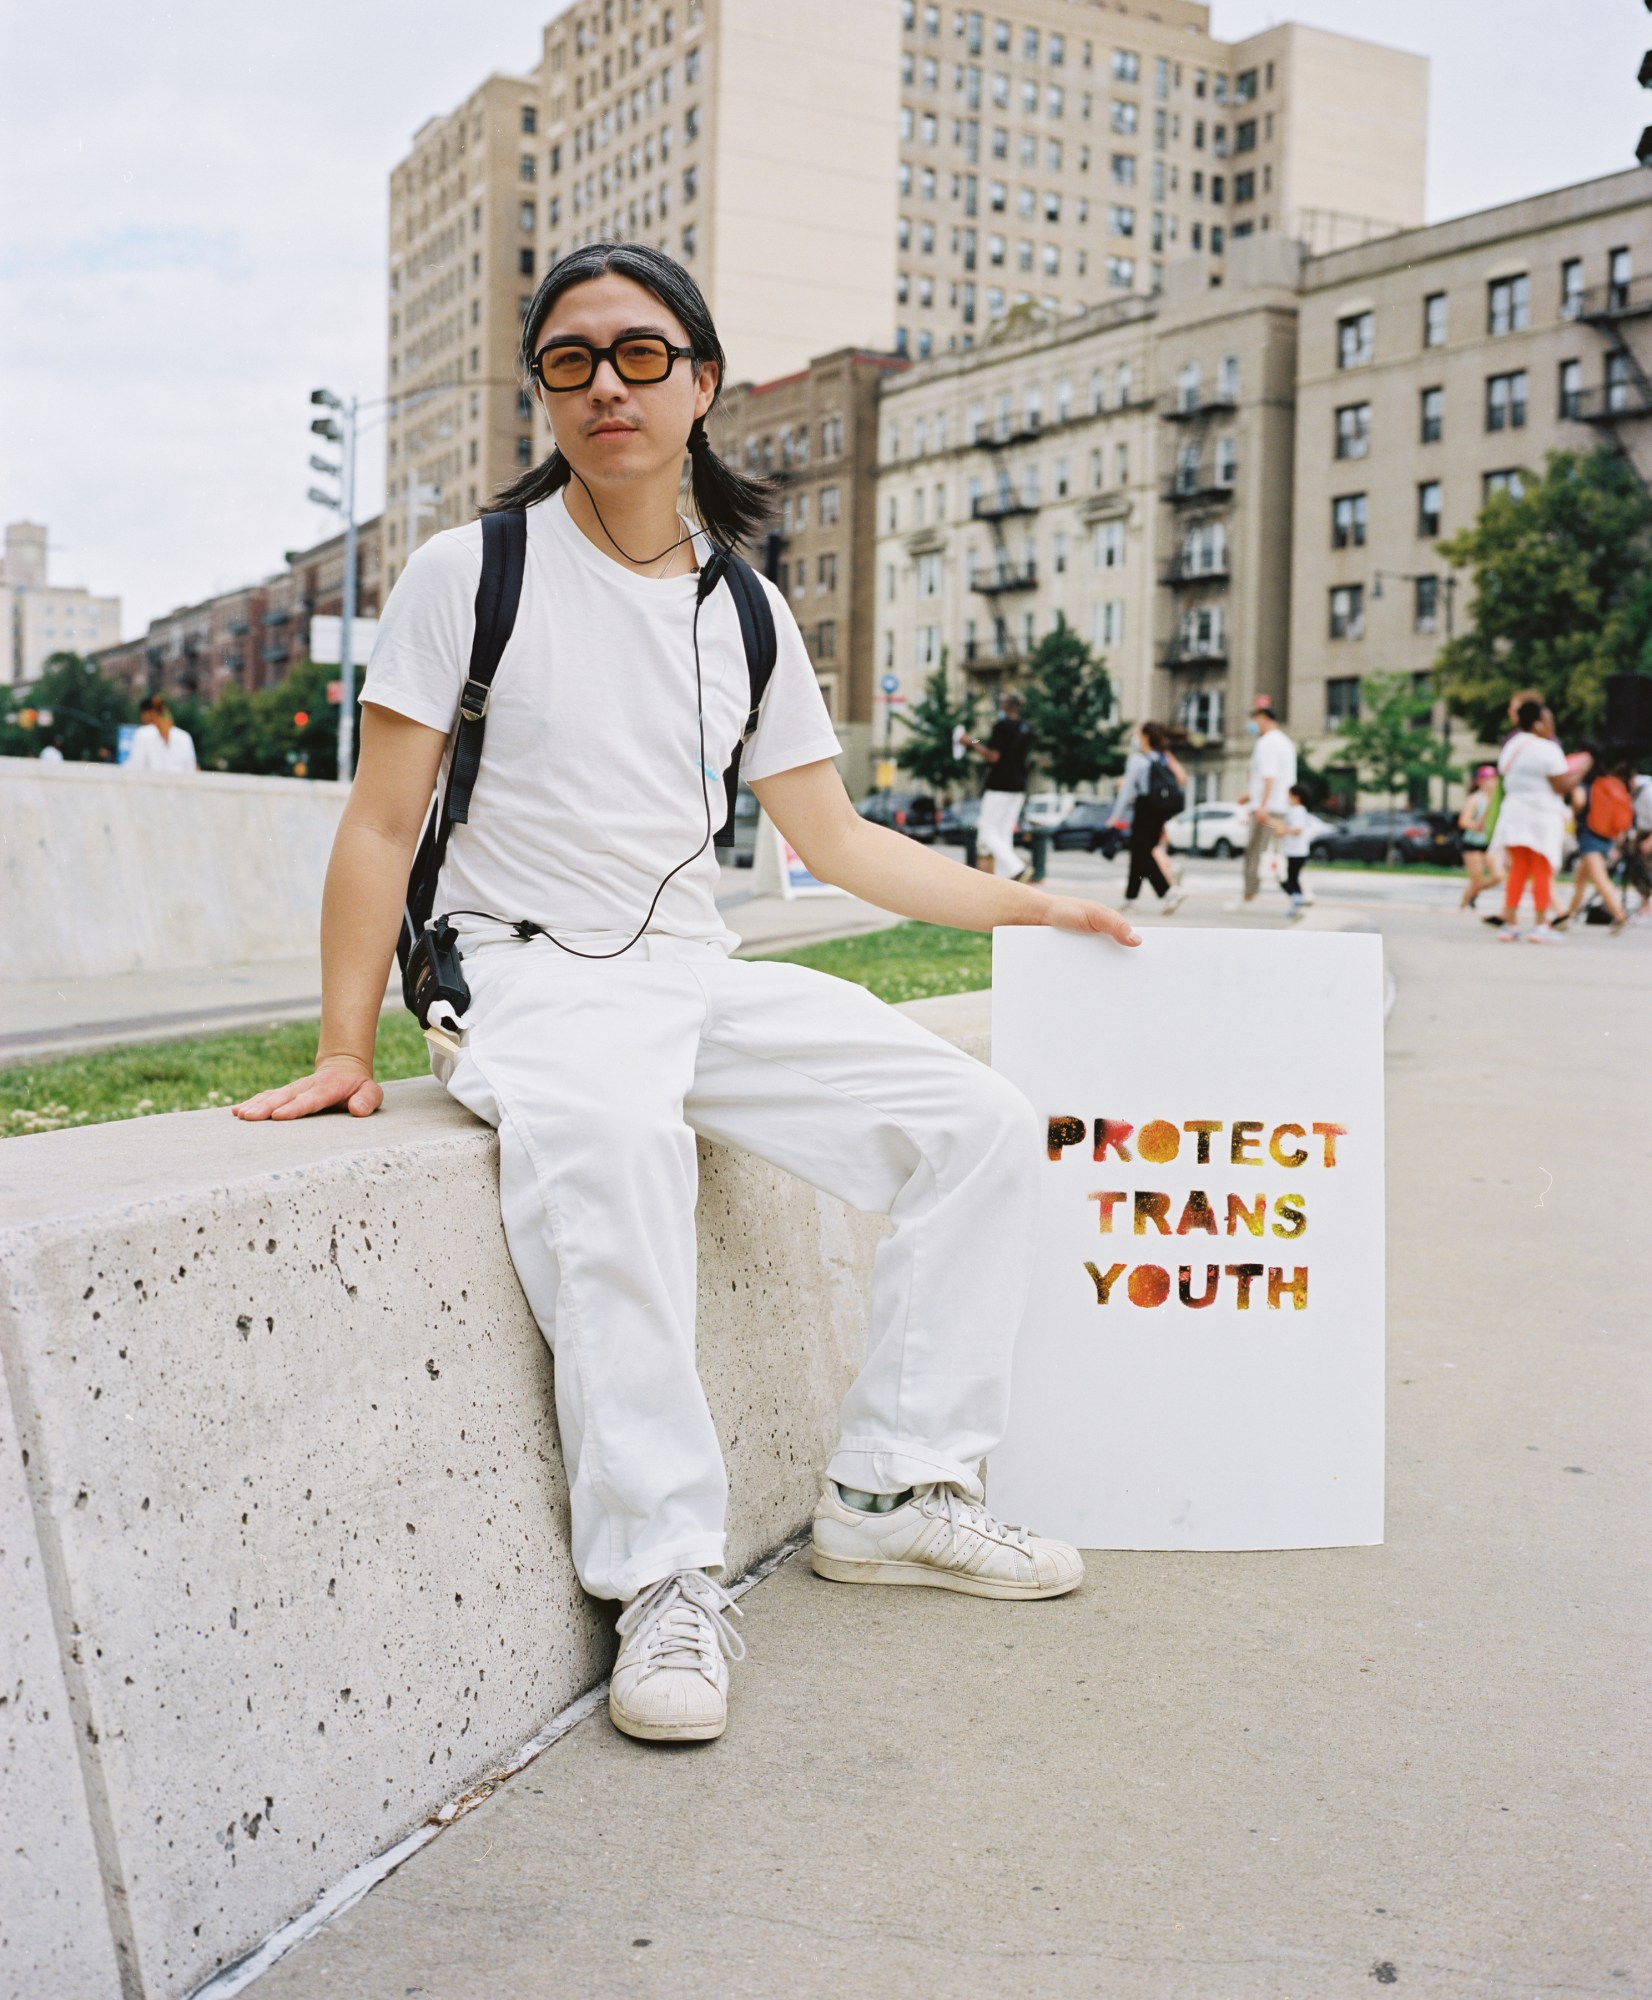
[614,338,673,382]
[540,345,593,390]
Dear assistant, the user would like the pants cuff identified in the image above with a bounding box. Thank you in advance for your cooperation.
[827,1441,985,1503]
[604,1537,729,1606]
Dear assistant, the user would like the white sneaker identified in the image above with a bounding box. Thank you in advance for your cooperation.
[1162,884,1187,915]
[609,1570,745,1743]
[811,1482,1083,1600]
[1525,923,1563,945]
[1496,924,1520,942]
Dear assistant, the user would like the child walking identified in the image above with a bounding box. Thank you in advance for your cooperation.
[1279,783,1311,918]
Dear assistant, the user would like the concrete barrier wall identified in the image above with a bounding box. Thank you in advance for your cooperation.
[0,994,989,2000]
[0,758,347,984]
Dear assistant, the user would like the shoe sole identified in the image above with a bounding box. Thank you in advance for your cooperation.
[608,1695,726,1743]
[810,1547,1082,1600]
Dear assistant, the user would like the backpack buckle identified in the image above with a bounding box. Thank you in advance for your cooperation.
[459,677,491,722]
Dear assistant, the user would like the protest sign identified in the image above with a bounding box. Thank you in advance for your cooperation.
[990,927,1385,1550]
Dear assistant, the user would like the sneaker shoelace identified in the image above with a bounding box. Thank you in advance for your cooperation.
[911,1483,1033,1560]
[614,1569,746,1675]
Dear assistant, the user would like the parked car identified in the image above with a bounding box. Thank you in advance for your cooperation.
[726,783,760,867]
[1051,799,1126,853]
[1163,800,1250,856]
[1021,790,1077,830]
[855,789,941,842]
[1309,808,1459,866]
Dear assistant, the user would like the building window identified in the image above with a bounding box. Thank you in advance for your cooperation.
[1093,520,1126,569]
[1486,370,1527,431]
[1420,386,1443,444]
[1417,480,1442,538]
[1607,350,1634,413]
[818,552,838,594]
[1108,203,1135,236]
[1331,493,1367,549]
[1609,246,1632,310]
[1111,100,1138,134]
[522,104,538,134]
[1329,585,1365,640]
[1488,274,1529,335]
[1557,358,1583,420]
[516,436,534,466]
[1484,469,1526,502]
[1110,152,1136,184]
[1423,292,1447,348]
[819,483,841,523]
[1106,254,1134,288]
[1326,676,1361,728]
[682,222,697,257]
[684,104,700,141]
[1334,403,1371,460]
[1560,258,1583,320]
[1337,311,1374,369]
[1414,575,1440,634]
[683,164,698,200]
[1233,170,1254,203]
[519,201,536,230]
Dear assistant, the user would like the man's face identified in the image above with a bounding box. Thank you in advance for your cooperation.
[531,274,718,493]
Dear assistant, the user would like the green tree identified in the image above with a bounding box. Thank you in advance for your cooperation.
[1018,613,1128,790]
[1335,673,1457,820]
[1436,446,1652,743]
[894,662,981,798]
[198,657,354,780]
[0,652,136,761]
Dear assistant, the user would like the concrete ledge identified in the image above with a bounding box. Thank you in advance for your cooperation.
[0,990,992,1999]
[0,759,347,983]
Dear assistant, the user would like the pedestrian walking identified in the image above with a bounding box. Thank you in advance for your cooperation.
[1236,695,1296,903]
[233,244,1139,1747]
[1457,764,1503,910]
[962,691,1032,880]
[1553,748,1633,934]
[1278,782,1312,918]
[1493,700,1585,943]
[1111,720,1187,913]
[125,695,198,773]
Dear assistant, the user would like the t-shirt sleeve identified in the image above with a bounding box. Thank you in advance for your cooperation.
[358,531,483,735]
[738,576,844,783]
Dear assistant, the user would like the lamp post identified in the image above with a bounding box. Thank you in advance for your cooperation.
[308,387,359,780]
[1370,566,1456,808]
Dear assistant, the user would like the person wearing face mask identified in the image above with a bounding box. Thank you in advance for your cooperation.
[1235,695,1296,904]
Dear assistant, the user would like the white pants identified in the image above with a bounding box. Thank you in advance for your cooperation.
[978,789,1027,878]
[429,933,1041,1602]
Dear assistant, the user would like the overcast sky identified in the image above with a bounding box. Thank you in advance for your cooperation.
[2,0,1646,637]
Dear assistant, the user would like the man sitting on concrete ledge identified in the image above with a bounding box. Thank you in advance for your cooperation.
[233,243,1138,1745]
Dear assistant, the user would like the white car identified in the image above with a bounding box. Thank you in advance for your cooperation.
[1021,790,1077,830]
[1165,801,1338,857]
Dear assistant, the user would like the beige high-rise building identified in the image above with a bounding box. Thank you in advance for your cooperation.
[1,521,122,685]
[384,72,547,593]
[873,235,1302,799]
[389,1,1425,556]
[1288,169,1652,790]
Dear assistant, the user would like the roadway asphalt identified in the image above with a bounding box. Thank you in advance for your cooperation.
[242,892,1651,2000]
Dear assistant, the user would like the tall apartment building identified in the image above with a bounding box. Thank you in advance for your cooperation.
[891,4,1423,361]
[1,522,122,685]
[712,347,908,790]
[384,74,545,594]
[1289,169,1652,781]
[874,236,1302,798]
[389,1,1424,557]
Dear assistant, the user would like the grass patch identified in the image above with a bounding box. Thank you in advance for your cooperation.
[755,920,993,1004]
[1,1012,431,1139]
[2,923,991,1139]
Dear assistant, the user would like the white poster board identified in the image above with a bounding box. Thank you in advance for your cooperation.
[990,927,1385,1550]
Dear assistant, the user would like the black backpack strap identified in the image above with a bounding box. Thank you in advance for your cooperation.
[714,551,778,849]
[398,508,527,990]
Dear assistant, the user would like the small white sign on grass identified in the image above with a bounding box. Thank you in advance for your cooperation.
[989,927,1385,1550]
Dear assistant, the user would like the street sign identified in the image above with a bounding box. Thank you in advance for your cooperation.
[308,615,379,666]
[879,692,907,705]
[880,674,900,694]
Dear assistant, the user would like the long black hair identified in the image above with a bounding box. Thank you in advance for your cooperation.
[483,241,774,550]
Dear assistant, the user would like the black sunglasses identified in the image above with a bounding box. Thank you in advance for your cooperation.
[531,334,696,393]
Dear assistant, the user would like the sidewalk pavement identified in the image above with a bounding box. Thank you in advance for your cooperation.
[243,901,1649,2000]
[0,868,903,1067]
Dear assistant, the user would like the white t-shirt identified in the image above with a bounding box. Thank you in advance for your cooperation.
[1494,730,1568,869]
[1280,802,1310,858]
[1248,726,1296,816]
[361,492,842,953]
[126,722,198,773]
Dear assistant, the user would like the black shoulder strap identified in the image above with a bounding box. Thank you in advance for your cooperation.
[398,509,527,979]
[714,551,779,849]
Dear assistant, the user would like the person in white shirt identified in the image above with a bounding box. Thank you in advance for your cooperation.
[1492,699,1583,942]
[1278,783,1311,918]
[1236,694,1296,902]
[233,243,1140,1747]
[37,739,64,765]
[125,696,198,773]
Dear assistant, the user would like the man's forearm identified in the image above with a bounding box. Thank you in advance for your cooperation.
[317,817,418,1068]
[810,817,1053,932]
